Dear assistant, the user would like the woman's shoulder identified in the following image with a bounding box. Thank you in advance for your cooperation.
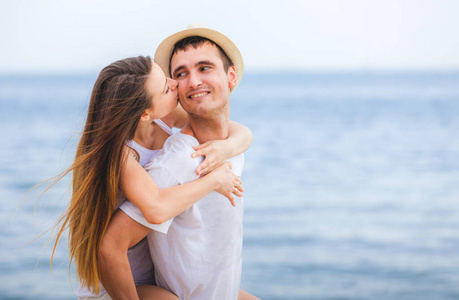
[153,119,174,136]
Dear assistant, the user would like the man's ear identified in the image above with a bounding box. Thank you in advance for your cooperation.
[228,66,237,89]
[140,110,151,121]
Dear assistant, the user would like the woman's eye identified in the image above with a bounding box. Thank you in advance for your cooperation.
[165,86,170,94]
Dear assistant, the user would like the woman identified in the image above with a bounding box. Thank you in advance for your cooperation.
[48,56,253,299]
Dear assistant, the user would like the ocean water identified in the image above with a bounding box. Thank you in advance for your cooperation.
[1,71,459,300]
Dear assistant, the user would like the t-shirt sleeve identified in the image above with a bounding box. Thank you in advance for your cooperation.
[119,164,181,234]
[119,200,172,234]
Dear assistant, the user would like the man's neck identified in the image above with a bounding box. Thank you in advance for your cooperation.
[182,114,229,143]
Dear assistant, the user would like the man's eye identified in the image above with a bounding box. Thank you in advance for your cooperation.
[201,66,210,71]
[175,72,186,79]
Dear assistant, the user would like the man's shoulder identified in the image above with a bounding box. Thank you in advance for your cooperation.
[227,153,244,177]
[165,132,198,153]
[146,133,202,184]
[160,132,200,164]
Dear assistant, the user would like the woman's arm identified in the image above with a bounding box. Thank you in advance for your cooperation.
[120,148,243,224]
[192,121,253,175]
[163,107,253,175]
[100,151,243,299]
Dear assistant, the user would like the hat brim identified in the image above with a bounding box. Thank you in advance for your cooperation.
[154,26,244,93]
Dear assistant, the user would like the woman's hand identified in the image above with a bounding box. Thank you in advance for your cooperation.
[207,162,243,207]
[192,140,230,176]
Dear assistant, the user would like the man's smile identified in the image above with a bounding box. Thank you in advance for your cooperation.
[188,91,210,99]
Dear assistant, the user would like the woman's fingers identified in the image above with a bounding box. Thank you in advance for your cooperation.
[192,143,212,175]
[191,149,205,159]
[227,195,236,207]
[195,154,215,176]
[191,141,213,158]
[233,173,241,184]
[211,160,243,206]
[234,183,244,193]
[232,188,243,198]
[192,141,211,151]
[225,181,243,207]
[193,140,228,175]
[197,157,231,176]
[196,161,209,176]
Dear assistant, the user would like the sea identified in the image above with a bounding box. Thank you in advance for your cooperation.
[1,70,459,300]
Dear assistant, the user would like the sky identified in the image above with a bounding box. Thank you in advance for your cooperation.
[1,0,459,73]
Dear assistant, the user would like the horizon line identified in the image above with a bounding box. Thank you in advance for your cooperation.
[2,67,459,78]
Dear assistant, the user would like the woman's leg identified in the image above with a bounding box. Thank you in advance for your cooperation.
[239,289,262,300]
[136,285,179,300]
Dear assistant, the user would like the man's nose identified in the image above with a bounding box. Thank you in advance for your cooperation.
[188,71,202,89]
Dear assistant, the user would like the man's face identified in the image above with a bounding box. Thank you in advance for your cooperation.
[170,42,237,118]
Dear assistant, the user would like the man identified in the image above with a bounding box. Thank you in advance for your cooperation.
[99,24,256,300]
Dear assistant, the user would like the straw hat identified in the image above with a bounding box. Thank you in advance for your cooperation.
[154,23,244,92]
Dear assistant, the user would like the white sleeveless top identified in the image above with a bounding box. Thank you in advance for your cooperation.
[76,119,173,298]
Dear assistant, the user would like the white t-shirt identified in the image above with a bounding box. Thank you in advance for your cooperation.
[120,132,244,300]
[76,119,172,298]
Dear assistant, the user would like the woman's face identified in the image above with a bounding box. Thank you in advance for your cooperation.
[144,62,179,119]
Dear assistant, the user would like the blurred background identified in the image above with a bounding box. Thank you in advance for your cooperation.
[1,0,459,299]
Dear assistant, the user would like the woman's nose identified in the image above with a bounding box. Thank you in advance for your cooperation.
[169,78,178,90]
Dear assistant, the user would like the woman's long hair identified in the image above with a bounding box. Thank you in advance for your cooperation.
[50,56,153,294]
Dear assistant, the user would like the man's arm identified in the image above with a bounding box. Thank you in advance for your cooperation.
[99,209,151,300]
